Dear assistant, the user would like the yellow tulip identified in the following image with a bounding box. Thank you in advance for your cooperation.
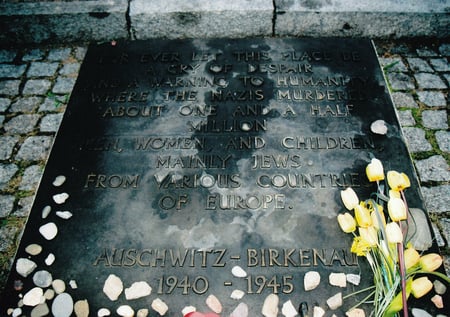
[351,236,371,256]
[387,171,411,191]
[386,222,403,244]
[371,209,386,230]
[355,204,372,228]
[387,197,407,221]
[359,226,378,247]
[404,247,420,270]
[389,189,401,199]
[337,213,357,233]
[366,158,385,182]
[411,276,433,298]
[340,187,359,210]
[419,253,443,272]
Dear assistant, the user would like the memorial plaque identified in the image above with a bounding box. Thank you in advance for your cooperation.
[1,39,447,316]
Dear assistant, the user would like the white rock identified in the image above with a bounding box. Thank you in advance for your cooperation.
[151,298,168,316]
[329,273,347,287]
[39,222,58,240]
[53,175,66,187]
[53,192,69,204]
[44,289,55,300]
[431,295,443,309]
[69,280,78,289]
[117,305,134,317]
[52,293,74,317]
[74,299,89,317]
[25,244,42,256]
[103,274,123,301]
[433,279,447,295]
[304,271,321,291]
[42,205,51,218]
[230,303,248,317]
[52,279,66,294]
[411,309,432,317]
[313,306,325,317]
[16,258,37,277]
[231,265,247,277]
[23,287,44,307]
[262,294,279,317]
[346,274,361,286]
[45,253,55,266]
[371,120,388,135]
[137,308,149,317]
[125,281,152,300]
[230,289,245,300]
[181,306,196,315]
[12,308,22,317]
[346,308,366,317]
[7,308,14,315]
[33,270,52,288]
[206,294,222,314]
[281,300,298,317]
[31,303,50,317]
[97,308,111,317]
[327,292,343,310]
[56,211,73,220]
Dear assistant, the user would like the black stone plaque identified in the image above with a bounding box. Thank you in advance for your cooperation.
[1,39,447,316]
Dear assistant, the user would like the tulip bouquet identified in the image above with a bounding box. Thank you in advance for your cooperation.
[338,157,449,317]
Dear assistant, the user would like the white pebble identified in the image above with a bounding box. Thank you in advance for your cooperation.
[371,119,388,135]
[329,272,347,287]
[44,289,55,300]
[16,258,37,277]
[41,205,51,219]
[346,308,366,317]
[327,292,343,310]
[346,274,361,286]
[230,303,248,317]
[125,281,152,300]
[262,294,279,317]
[281,300,298,317]
[97,308,111,317]
[33,270,53,288]
[31,303,49,317]
[231,265,247,277]
[313,306,325,317]
[117,305,134,317]
[12,308,22,317]
[56,211,73,220]
[151,298,168,316]
[433,279,447,295]
[52,293,74,317]
[52,279,66,294]
[181,306,196,315]
[39,222,58,240]
[137,309,148,317]
[23,287,44,307]
[431,295,443,309]
[230,289,245,300]
[25,244,42,256]
[411,309,432,317]
[206,294,222,314]
[74,299,89,317]
[304,271,321,291]
[103,274,123,301]
[69,280,78,289]
[53,175,66,187]
[53,192,69,204]
[45,253,55,266]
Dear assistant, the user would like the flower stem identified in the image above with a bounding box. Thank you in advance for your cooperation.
[397,240,408,317]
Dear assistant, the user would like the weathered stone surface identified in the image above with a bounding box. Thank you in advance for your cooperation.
[422,185,450,213]
[397,110,415,126]
[429,58,450,72]
[417,91,446,107]
[0,80,20,95]
[27,62,59,77]
[402,127,432,152]
[52,77,76,94]
[0,136,19,160]
[414,73,447,89]
[407,58,433,72]
[379,57,408,72]
[23,79,52,95]
[40,113,64,133]
[435,130,450,152]
[20,165,44,191]
[422,110,448,129]
[0,97,11,111]
[3,114,40,134]
[0,163,18,190]
[415,155,450,182]
[22,48,45,62]
[9,97,42,113]
[0,195,15,218]
[0,64,27,78]
[387,72,415,90]
[16,136,53,161]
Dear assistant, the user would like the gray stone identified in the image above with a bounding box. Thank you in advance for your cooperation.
[429,58,450,72]
[16,136,53,161]
[397,109,415,126]
[131,0,273,39]
[416,47,438,57]
[406,208,434,251]
[33,270,53,288]
[52,77,76,94]
[0,98,11,111]
[3,114,40,134]
[406,57,433,72]
[439,43,450,56]
[27,62,59,77]
[48,48,72,62]
[416,155,450,182]
[59,63,80,76]
[435,130,450,152]
[0,64,27,78]
[20,165,44,191]
[51,293,74,317]
[39,97,65,112]
[0,115,4,127]
[23,79,52,95]
[16,258,37,278]
[74,47,87,61]
[386,72,415,90]
[379,57,407,72]
[0,50,16,63]
[431,222,445,247]
[0,195,15,218]
[422,110,448,129]
[417,91,446,107]
[40,113,64,133]
[443,73,450,86]
[414,73,447,89]
[9,97,43,113]
[15,196,34,217]
[441,218,450,248]
[0,80,20,95]
[31,303,50,317]
[0,136,19,160]
[0,163,18,190]
[22,49,46,62]
[422,185,450,213]
[402,127,432,152]
[0,224,18,252]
